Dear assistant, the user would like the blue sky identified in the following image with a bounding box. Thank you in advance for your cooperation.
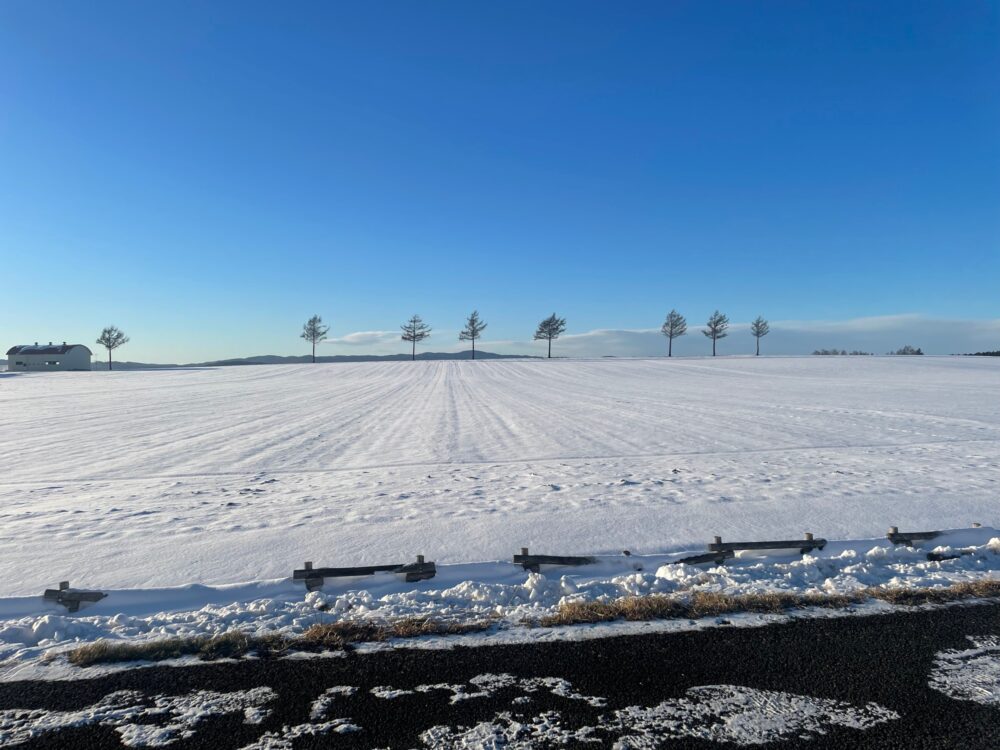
[1,1,997,361]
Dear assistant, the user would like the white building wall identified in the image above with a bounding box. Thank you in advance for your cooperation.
[8,347,92,371]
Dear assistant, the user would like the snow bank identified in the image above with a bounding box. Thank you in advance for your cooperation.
[0,529,997,681]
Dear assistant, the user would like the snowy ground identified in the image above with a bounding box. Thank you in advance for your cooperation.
[0,357,998,675]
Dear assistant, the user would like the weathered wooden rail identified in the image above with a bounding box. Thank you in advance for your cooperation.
[676,550,735,566]
[293,556,436,591]
[39,524,988,612]
[886,527,941,546]
[42,581,107,613]
[513,548,596,573]
[395,557,437,582]
[707,533,826,555]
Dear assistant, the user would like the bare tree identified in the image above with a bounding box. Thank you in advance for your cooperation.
[702,310,729,356]
[750,315,770,356]
[401,314,431,360]
[533,313,567,358]
[459,310,488,359]
[661,309,687,357]
[300,315,330,363]
[96,326,129,371]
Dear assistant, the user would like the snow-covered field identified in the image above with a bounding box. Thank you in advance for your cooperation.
[0,357,998,675]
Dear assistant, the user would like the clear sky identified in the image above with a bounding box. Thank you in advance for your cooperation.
[2,1,998,361]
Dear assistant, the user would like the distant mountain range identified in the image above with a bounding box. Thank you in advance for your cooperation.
[86,351,538,370]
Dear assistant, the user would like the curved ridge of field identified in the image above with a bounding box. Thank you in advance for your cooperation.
[0,357,997,595]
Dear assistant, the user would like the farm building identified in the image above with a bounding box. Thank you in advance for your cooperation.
[6,343,92,371]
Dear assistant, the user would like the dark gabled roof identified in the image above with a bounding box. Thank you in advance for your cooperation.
[6,344,93,356]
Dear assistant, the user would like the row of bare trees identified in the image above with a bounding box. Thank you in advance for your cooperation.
[88,311,769,370]
[401,311,566,359]
[302,310,771,361]
[661,310,770,356]
[301,314,441,362]
[302,311,566,361]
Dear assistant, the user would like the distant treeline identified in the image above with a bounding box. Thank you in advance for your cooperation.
[812,346,925,356]
[967,350,1000,357]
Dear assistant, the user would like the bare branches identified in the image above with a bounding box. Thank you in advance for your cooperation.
[300,315,330,363]
[96,326,129,370]
[533,313,567,358]
[661,310,687,357]
[458,311,487,359]
[702,310,729,356]
[750,316,770,356]
[401,315,432,360]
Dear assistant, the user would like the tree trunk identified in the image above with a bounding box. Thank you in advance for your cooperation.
[412,340,415,361]
[472,338,475,360]
[312,341,316,364]
[756,337,759,356]
[712,337,716,356]
[548,338,552,358]
[108,348,112,371]
[668,337,672,357]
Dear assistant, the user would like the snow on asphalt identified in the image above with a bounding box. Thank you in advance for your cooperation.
[928,635,1000,707]
[0,357,998,674]
[416,683,901,748]
[0,676,903,748]
[0,686,277,747]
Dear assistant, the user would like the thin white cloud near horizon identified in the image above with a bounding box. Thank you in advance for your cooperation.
[326,330,399,346]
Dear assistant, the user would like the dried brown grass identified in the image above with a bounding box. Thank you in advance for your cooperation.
[67,631,258,667]
[867,578,1000,605]
[67,616,494,667]
[538,579,1000,627]
[64,580,1000,667]
[388,616,493,638]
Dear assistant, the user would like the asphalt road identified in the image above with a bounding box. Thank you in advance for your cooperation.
[1,602,998,749]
